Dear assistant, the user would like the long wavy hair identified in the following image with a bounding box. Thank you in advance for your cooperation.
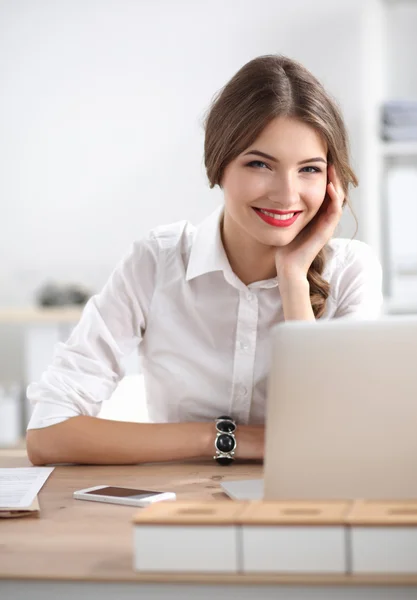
[204,55,358,318]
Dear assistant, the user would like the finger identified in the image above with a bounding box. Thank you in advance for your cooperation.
[327,181,344,211]
[307,191,341,242]
[327,164,344,202]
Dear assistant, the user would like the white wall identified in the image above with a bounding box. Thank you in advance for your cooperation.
[386,1,417,97]
[1,0,368,382]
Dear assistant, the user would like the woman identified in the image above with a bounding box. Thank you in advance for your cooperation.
[26,55,382,466]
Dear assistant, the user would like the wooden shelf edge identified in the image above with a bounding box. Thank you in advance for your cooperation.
[0,307,84,324]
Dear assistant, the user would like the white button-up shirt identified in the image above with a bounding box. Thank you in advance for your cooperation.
[27,206,383,430]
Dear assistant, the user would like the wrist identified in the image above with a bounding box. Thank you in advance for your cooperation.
[201,422,217,458]
[279,276,315,322]
[278,273,310,293]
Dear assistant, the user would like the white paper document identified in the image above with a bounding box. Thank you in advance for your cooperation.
[0,467,54,509]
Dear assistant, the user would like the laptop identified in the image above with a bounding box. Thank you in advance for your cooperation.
[221,316,417,500]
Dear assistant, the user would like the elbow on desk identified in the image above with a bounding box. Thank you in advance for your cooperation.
[26,432,42,465]
[26,415,94,465]
[26,420,74,466]
[26,429,52,465]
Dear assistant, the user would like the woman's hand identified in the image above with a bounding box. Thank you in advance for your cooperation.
[234,424,265,460]
[274,164,344,282]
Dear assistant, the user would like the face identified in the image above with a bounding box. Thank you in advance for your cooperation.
[221,116,328,249]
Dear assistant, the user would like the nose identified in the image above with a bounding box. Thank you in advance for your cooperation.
[267,172,298,208]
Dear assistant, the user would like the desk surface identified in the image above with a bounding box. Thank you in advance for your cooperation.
[2,454,417,587]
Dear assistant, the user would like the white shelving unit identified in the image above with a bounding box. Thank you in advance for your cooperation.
[380,141,417,158]
[362,0,417,314]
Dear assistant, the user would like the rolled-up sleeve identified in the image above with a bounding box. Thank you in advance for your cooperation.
[27,235,158,429]
[332,240,383,320]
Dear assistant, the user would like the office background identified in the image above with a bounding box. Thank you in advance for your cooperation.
[1,0,417,437]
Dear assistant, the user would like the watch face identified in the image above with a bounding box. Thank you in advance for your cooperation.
[216,420,236,433]
[216,433,236,453]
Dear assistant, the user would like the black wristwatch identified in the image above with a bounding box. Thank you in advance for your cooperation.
[213,415,237,465]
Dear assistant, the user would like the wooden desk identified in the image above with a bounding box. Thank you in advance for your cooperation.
[2,454,417,600]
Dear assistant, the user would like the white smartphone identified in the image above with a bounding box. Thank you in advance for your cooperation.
[73,485,176,507]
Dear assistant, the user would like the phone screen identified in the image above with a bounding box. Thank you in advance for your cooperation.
[86,486,164,499]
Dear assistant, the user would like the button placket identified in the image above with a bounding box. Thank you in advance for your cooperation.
[230,291,258,424]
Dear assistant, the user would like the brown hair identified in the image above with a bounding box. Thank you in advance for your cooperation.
[204,55,358,319]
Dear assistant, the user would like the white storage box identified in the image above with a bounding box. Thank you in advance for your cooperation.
[133,501,247,573]
[348,501,417,574]
[239,501,350,574]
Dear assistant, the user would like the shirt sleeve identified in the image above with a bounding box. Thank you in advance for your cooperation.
[26,235,159,429]
[331,240,384,320]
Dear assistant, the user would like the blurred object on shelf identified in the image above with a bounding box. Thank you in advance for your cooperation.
[36,282,91,307]
[382,100,417,141]
[0,383,22,447]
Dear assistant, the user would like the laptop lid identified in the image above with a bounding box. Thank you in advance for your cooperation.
[263,316,417,500]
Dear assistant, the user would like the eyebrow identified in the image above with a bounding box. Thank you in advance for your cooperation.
[243,149,327,165]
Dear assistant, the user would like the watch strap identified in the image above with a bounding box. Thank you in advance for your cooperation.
[214,416,236,465]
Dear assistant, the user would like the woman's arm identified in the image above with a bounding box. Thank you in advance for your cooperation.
[26,417,265,465]
[279,276,315,321]
[27,237,157,431]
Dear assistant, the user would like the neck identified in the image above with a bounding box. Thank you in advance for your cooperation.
[221,212,277,285]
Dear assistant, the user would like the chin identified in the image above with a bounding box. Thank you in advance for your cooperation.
[251,229,297,248]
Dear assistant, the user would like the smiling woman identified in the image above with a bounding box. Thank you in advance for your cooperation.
[26,55,382,468]
[204,56,358,318]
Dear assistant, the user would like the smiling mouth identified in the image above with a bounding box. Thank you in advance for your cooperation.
[252,207,302,228]
[253,207,302,221]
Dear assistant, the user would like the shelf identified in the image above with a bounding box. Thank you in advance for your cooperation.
[383,298,417,315]
[0,306,83,324]
[380,141,417,157]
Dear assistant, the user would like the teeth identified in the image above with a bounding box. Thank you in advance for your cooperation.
[259,209,295,220]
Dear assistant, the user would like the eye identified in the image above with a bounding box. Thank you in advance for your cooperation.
[300,166,322,174]
[246,160,270,170]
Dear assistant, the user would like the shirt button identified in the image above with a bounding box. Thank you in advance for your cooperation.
[239,341,249,351]
[247,293,255,302]
[238,384,248,396]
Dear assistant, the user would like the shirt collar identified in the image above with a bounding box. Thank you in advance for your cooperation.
[185,205,234,282]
